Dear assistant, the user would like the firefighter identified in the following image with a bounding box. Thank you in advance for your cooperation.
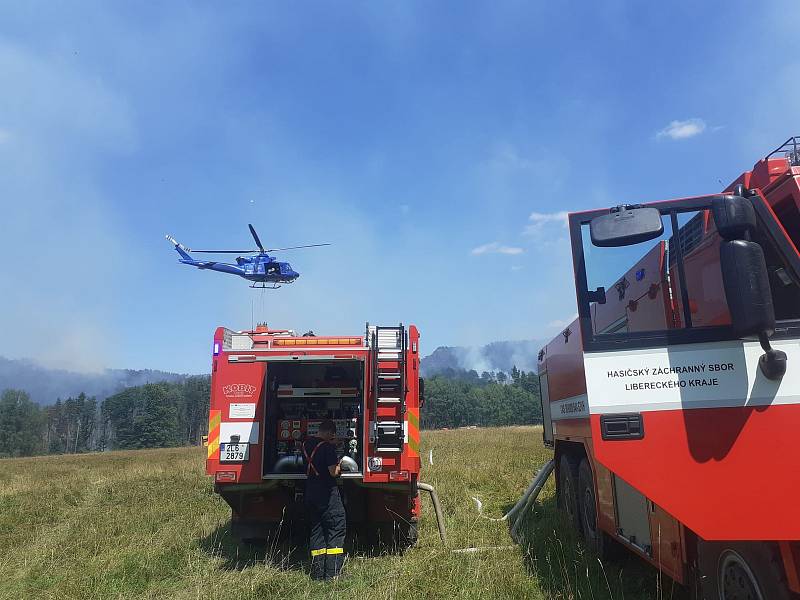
[303,419,346,580]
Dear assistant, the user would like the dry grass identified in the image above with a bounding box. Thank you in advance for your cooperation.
[0,426,682,599]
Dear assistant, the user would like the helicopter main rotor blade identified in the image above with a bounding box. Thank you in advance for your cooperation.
[248,224,265,253]
[264,243,332,251]
[190,249,261,254]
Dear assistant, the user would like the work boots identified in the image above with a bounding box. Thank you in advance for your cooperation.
[325,551,345,579]
[309,553,326,581]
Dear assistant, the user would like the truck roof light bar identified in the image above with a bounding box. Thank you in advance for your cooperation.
[273,337,363,346]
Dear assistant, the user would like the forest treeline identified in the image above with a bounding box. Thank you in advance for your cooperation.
[420,366,541,429]
[0,377,210,458]
[0,368,540,458]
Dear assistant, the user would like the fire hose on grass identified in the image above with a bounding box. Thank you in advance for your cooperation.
[470,460,555,542]
[417,482,447,544]
[508,460,554,542]
[417,460,554,550]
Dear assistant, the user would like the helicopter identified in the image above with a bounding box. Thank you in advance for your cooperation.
[165,224,330,288]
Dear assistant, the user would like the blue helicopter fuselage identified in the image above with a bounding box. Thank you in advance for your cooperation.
[179,253,299,284]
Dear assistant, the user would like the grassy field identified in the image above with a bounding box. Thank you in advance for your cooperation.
[0,426,686,599]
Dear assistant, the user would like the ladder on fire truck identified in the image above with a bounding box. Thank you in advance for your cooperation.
[370,324,406,453]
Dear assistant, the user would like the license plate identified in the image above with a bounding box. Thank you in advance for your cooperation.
[220,442,249,462]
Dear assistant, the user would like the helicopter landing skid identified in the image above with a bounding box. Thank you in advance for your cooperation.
[250,283,282,289]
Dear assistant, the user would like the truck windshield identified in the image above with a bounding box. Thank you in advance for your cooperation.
[577,201,800,346]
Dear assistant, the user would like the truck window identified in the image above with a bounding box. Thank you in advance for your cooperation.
[751,217,800,321]
[582,214,688,336]
[668,210,731,328]
[579,203,800,346]
[583,208,732,336]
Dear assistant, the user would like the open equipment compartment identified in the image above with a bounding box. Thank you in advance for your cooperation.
[262,359,365,477]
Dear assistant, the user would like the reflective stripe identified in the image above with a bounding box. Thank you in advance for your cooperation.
[207,410,221,459]
[310,548,327,557]
[327,547,344,555]
[407,407,420,456]
[407,409,419,430]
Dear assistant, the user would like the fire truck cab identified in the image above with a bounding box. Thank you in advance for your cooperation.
[206,322,423,547]
[539,138,800,598]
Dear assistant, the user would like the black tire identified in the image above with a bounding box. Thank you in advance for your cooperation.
[577,459,612,560]
[558,453,581,535]
[697,540,797,600]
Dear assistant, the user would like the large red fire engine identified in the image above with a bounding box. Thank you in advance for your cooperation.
[538,138,800,598]
[205,323,423,547]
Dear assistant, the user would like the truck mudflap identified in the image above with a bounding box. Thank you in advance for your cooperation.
[584,338,800,540]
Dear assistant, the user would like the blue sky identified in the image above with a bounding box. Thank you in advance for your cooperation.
[2,1,798,373]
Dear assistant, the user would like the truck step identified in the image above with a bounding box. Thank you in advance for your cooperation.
[373,420,404,452]
[375,446,403,453]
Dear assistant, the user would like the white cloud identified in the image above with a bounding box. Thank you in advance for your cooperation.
[655,118,707,140]
[471,242,524,256]
[399,203,410,214]
[0,129,10,144]
[523,211,570,235]
[511,265,523,271]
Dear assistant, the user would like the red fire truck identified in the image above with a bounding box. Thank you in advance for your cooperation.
[538,138,800,598]
[205,323,423,547]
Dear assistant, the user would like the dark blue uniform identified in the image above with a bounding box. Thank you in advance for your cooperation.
[303,437,346,580]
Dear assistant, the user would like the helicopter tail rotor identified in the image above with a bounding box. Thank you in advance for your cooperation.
[166,234,193,261]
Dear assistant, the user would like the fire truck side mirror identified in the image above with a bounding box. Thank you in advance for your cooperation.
[590,206,664,247]
[419,377,425,408]
[712,194,757,240]
[720,240,775,337]
[720,239,787,380]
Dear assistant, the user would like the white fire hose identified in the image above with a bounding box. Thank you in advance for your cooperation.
[471,460,554,542]
[415,460,554,549]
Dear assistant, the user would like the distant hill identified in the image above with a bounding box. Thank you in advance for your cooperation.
[0,357,189,405]
[2,337,547,405]
[421,339,547,377]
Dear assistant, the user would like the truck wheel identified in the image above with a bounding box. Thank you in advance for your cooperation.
[578,459,611,559]
[697,540,797,600]
[558,454,581,535]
